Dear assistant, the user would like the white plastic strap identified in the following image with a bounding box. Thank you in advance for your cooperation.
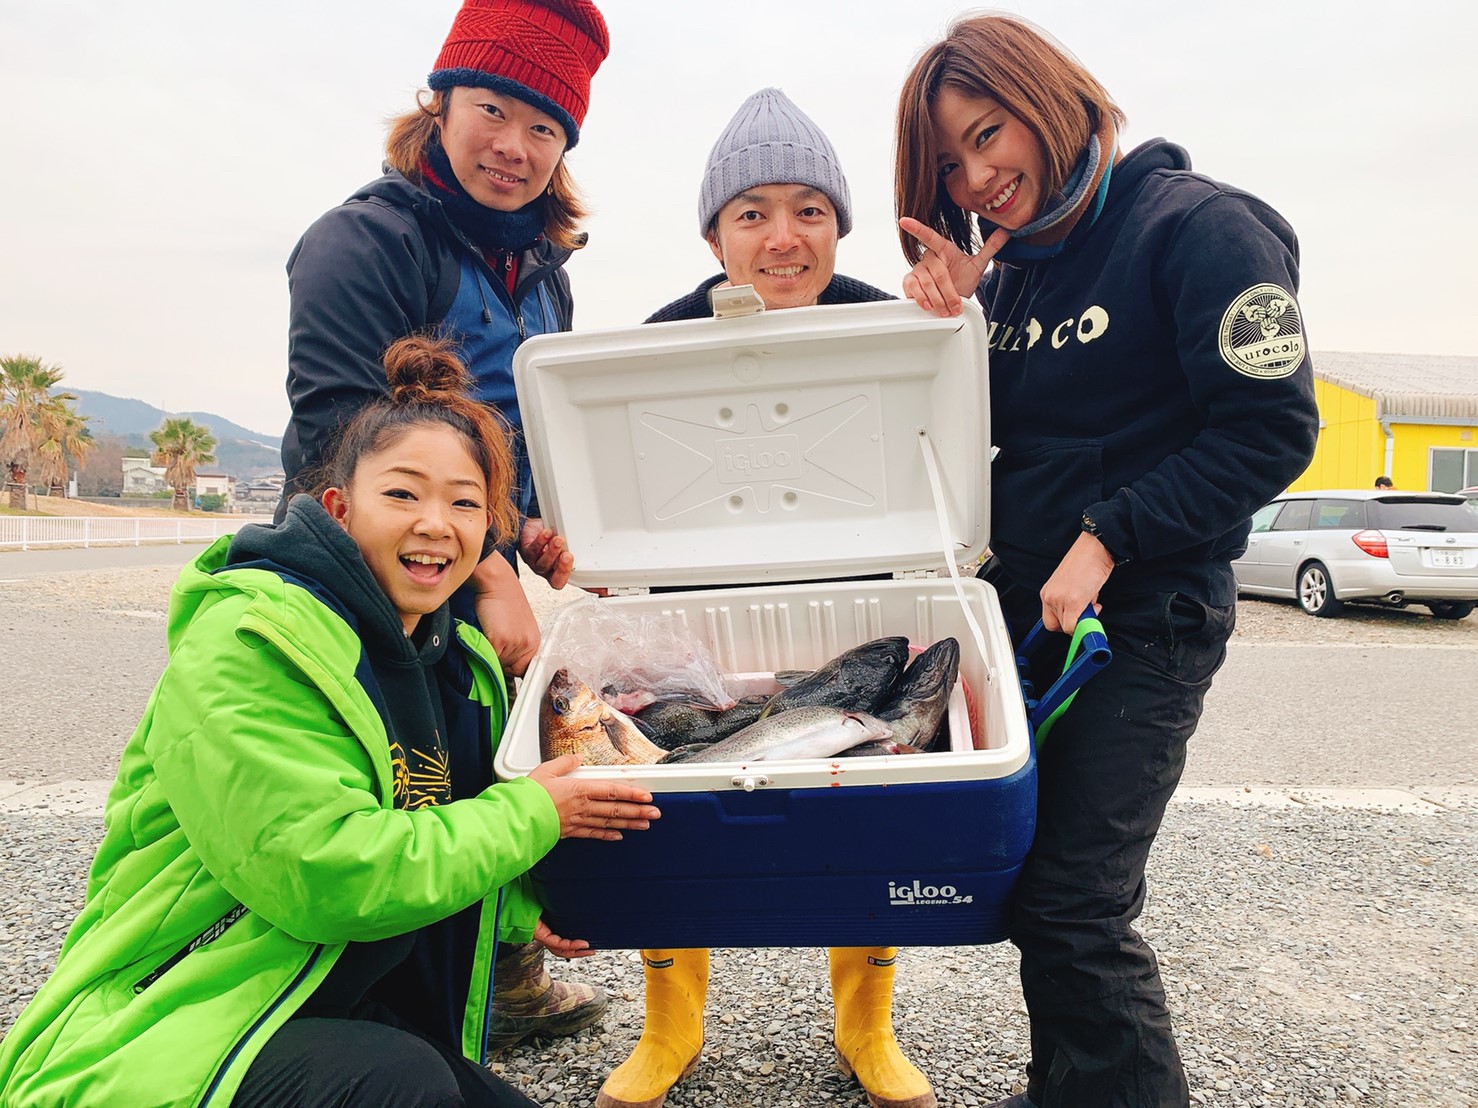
[917,430,995,685]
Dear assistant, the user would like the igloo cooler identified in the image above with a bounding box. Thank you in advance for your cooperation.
[495,297,1040,950]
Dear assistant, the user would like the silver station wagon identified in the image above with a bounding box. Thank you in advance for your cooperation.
[1234,489,1478,619]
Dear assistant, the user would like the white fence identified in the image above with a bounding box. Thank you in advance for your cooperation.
[0,516,240,551]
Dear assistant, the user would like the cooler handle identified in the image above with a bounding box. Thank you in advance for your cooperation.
[1016,605,1111,749]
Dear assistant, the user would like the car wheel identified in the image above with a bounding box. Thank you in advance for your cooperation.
[1297,561,1344,617]
[1428,600,1475,621]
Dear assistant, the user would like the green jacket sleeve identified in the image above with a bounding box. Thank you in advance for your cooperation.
[146,599,560,945]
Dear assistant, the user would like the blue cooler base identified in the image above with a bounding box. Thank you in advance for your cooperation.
[533,762,1036,950]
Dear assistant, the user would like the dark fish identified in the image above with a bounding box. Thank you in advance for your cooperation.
[631,695,772,751]
[539,669,667,765]
[601,683,734,713]
[757,637,910,719]
[875,638,961,753]
[662,706,894,764]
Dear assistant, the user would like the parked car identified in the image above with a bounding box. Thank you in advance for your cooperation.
[1462,486,1478,511]
[1233,489,1478,619]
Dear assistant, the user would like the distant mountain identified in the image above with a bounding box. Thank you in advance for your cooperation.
[57,389,283,480]
[62,389,280,444]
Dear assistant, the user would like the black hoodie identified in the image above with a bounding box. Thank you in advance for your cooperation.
[978,139,1319,606]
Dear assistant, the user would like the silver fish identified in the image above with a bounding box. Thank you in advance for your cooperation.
[664,706,894,764]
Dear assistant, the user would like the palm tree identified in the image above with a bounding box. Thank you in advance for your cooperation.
[150,417,217,512]
[37,406,94,497]
[1,354,68,510]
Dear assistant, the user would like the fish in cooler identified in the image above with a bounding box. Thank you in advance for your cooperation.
[661,705,904,764]
[537,636,961,766]
[538,668,666,765]
[631,695,773,751]
[755,636,910,718]
[875,637,961,753]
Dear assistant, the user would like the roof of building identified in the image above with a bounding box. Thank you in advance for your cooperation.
[1315,351,1478,422]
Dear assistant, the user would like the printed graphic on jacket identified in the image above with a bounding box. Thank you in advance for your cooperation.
[1218,283,1306,379]
[391,735,452,810]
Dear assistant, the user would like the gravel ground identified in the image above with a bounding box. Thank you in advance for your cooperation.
[3,804,1473,1107]
[2,562,1475,1106]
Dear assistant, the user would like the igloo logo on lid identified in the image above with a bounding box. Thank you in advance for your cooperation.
[718,435,802,483]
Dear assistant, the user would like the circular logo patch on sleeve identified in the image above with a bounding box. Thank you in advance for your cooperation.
[1218,284,1306,378]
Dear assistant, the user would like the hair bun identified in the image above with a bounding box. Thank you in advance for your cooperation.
[383,335,472,402]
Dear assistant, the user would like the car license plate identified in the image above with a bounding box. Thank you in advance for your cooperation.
[1430,549,1466,568]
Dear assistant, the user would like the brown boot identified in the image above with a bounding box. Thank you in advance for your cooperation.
[485,940,608,1056]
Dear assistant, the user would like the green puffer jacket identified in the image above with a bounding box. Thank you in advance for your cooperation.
[0,537,559,1107]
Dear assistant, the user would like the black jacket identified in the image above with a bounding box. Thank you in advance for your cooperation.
[281,169,575,518]
[979,139,1319,606]
[646,272,893,323]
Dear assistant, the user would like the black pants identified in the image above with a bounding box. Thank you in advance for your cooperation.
[232,1016,538,1108]
[994,570,1233,1108]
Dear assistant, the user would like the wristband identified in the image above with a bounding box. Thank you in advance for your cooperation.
[1081,511,1130,566]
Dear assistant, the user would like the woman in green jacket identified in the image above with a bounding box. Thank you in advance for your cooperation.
[0,337,659,1108]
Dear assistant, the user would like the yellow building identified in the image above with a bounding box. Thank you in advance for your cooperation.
[1291,352,1478,493]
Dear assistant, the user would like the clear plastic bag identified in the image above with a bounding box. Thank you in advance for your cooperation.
[550,598,736,711]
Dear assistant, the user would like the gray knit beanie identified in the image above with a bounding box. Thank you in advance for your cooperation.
[698,88,853,238]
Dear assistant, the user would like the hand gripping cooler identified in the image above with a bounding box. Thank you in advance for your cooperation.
[496,298,1035,949]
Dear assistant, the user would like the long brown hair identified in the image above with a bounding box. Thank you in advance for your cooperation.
[895,14,1125,264]
[386,89,589,253]
[314,335,520,548]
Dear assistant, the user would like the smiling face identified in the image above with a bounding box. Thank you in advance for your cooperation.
[930,86,1049,231]
[438,86,567,211]
[706,184,839,310]
[322,423,492,636]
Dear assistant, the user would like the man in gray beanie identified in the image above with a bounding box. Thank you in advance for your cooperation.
[601,94,935,1108]
[645,87,895,320]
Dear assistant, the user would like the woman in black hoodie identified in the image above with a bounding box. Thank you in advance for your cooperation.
[893,15,1318,1108]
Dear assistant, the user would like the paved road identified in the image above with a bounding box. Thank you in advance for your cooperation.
[1190,637,1474,790]
[1,547,1475,796]
[0,542,203,579]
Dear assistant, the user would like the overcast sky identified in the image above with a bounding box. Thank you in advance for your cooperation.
[2,0,1472,438]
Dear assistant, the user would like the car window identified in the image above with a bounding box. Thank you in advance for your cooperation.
[1249,503,1282,533]
[1271,500,1313,531]
[1368,498,1478,533]
[1313,500,1366,530]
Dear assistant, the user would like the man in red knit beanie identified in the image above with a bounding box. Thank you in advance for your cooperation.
[428,0,608,148]
[420,0,615,1063]
[275,0,616,1092]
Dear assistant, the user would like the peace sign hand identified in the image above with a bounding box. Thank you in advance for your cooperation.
[899,218,1011,318]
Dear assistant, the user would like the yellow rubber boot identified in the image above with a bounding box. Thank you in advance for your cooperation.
[830,946,937,1108]
[595,948,709,1108]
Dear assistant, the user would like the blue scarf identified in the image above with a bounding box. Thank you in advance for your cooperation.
[422,137,547,253]
[983,127,1117,264]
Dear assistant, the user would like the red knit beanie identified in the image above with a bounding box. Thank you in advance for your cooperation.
[428,0,609,148]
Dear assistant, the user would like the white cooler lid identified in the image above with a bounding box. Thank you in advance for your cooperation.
[513,299,991,591]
